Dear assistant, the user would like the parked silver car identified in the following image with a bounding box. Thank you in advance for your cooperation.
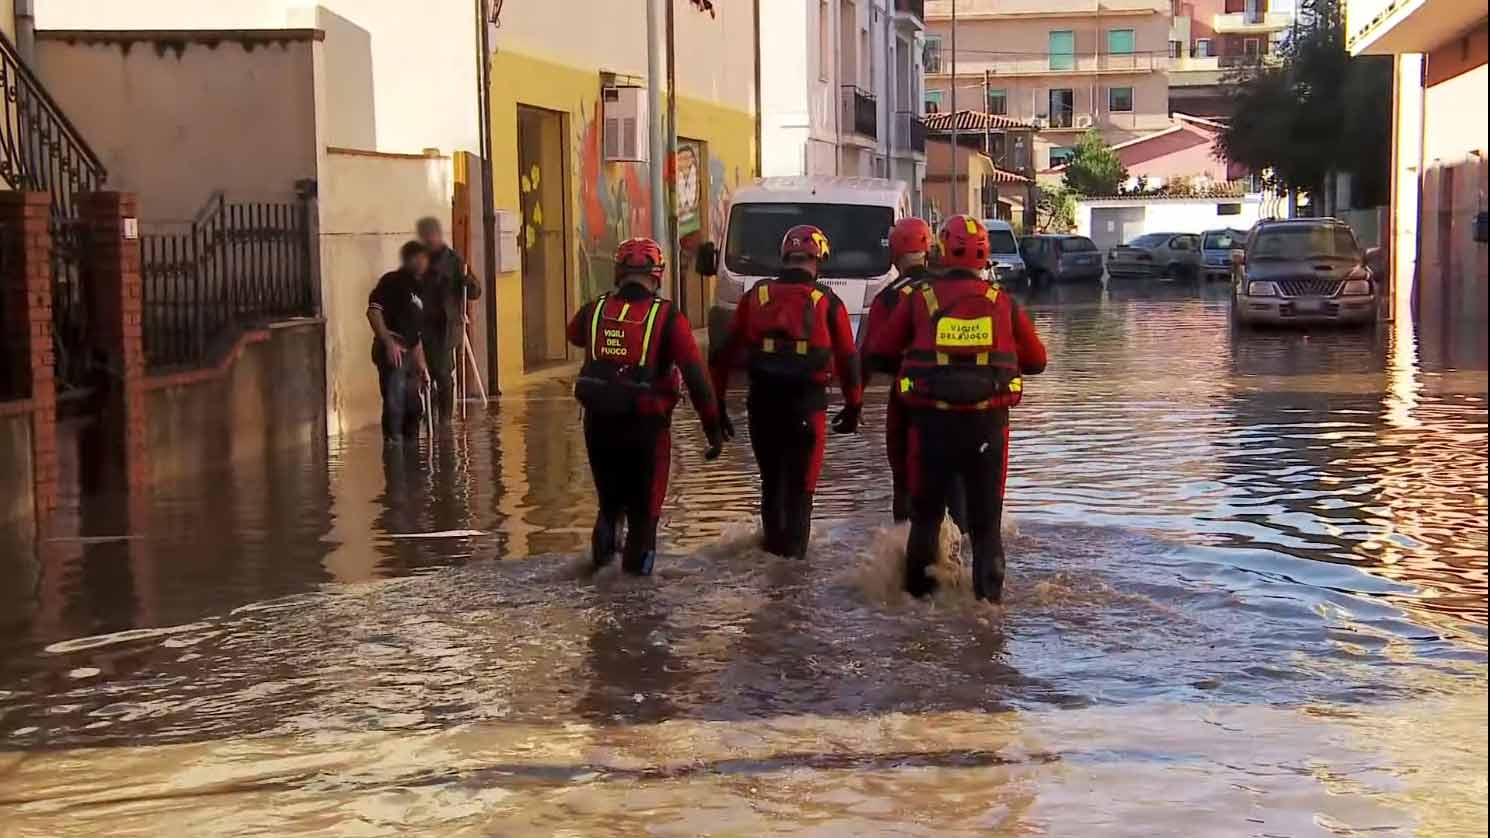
[1018,234,1104,283]
[1106,232,1204,280]
[1232,219,1377,327]
[1200,228,1247,281]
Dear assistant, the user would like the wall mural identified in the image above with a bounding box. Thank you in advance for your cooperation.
[574,97,745,304]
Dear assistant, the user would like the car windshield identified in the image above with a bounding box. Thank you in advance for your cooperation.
[1061,237,1097,252]
[988,229,1019,254]
[725,203,893,277]
[1203,230,1240,250]
[1126,233,1171,248]
[1250,225,1359,261]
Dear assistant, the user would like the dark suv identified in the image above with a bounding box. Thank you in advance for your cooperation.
[1018,235,1104,283]
[1233,219,1377,327]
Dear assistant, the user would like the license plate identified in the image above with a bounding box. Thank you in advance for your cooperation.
[820,280,866,312]
[1293,299,1324,313]
[1079,256,1098,265]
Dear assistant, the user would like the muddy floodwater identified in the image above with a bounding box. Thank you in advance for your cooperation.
[1,282,1486,837]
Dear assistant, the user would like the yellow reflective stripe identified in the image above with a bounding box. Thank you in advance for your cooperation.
[796,340,809,355]
[936,352,949,365]
[620,302,632,321]
[587,293,607,361]
[935,400,950,410]
[810,289,824,305]
[762,337,776,353]
[921,286,939,316]
[899,285,913,296]
[1009,377,1023,393]
[976,352,988,365]
[985,287,1000,303]
[758,284,771,305]
[638,298,663,365]
[899,378,912,393]
[964,216,979,235]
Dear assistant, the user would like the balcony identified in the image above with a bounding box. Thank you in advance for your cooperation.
[1347,0,1484,55]
[929,52,1165,77]
[841,86,878,141]
[894,111,926,154]
[926,0,1167,17]
[894,0,925,27]
[1213,11,1293,33]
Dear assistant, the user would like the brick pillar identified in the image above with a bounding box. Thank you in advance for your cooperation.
[79,191,148,490]
[0,191,60,518]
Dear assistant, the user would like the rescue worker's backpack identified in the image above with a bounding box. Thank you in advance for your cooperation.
[747,280,833,382]
[898,282,1023,409]
[574,293,669,415]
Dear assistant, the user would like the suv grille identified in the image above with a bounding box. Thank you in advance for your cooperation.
[1277,278,1341,298]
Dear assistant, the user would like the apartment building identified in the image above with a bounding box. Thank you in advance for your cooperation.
[760,0,928,209]
[1170,0,1298,116]
[1347,0,1487,330]
[924,0,1173,172]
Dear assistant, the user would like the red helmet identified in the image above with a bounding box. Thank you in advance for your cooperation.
[614,237,665,280]
[889,217,934,261]
[780,224,831,262]
[938,215,990,272]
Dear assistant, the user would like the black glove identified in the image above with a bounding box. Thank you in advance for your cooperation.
[718,403,736,442]
[831,404,862,435]
[704,422,724,461]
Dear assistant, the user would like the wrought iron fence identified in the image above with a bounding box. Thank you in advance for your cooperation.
[841,85,878,140]
[141,195,314,370]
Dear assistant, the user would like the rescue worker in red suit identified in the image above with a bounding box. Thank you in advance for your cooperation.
[866,216,1047,602]
[859,217,963,527]
[710,225,863,559]
[568,238,724,576]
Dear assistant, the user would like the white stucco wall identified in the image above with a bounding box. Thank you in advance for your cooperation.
[1077,195,1264,240]
[319,149,452,436]
[35,0,479,156]
[34,33,319,221]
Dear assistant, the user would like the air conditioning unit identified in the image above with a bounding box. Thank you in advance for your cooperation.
[602,83,648,162]
[1075,114,1095,129]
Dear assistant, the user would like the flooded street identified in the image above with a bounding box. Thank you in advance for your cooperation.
[1,282,1486,836]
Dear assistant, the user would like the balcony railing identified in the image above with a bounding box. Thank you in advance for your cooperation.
[931,52,1165,76]
[894,0,925,21]
[841,86,878,140]
[1214,11,1292,32]
[894,112,926,153]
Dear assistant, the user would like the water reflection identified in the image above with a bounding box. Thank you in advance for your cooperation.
[0,280,1485,834]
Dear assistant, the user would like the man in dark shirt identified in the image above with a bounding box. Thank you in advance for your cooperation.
[415,217,482,423]
[368,241,433,443]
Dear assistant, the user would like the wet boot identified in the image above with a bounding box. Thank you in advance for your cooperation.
[946,477,969,534]
[621,518,659,576]
[891,484,912,524]
[783,492,814,560]
[904,518,941,598]
[591,513,620,570]
[971,532,1006,603]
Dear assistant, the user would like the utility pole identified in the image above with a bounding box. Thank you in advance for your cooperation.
[475,0,500,393]
[950,0,959,214]
[646,0,671,297]
[982,68,992,156]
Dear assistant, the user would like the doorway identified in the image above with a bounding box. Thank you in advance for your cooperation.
[517,105,570,370]
[675,138,710,324]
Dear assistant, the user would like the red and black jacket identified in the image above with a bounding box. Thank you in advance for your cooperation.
[859,264,931,380]
[567,283,718,425]
[866,270,1047,415]
[710,271,863,412]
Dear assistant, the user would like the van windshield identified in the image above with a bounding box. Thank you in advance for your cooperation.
[988,229,1019,254]
[726,203,893,278]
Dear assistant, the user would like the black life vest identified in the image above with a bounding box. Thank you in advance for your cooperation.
[574,293,669,415]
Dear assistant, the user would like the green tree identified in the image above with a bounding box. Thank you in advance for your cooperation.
[1061,130,1127,196]
[1036,185,1077,233]
[1218,0,1391,206]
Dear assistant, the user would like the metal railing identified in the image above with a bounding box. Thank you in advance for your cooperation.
[841,85,878,140]
[894,112,926,153]
[141,195,315,370]
[1,29,109,395]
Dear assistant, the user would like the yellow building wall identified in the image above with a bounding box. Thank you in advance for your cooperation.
[488,48,758,390]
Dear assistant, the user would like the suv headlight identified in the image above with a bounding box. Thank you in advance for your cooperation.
[1247,280,1280,297]
[1341,279,1372,297]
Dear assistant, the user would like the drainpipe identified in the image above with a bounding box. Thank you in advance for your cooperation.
[16,0,37,66]
[753,0,763,177]
[950,0,958,213]
[647,0,670,296]
[667,0,680,305]
[476,0,500,394]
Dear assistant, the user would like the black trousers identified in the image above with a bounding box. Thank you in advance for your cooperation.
[906,409,1010,601]
[583,413,670,575]
[425,338,457,423]
[748,401,826,560]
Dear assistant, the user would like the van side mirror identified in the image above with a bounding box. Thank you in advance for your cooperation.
[696,241,719,277]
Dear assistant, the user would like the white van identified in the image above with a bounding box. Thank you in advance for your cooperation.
[698,177,910,349]
[979,219,1029,287]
